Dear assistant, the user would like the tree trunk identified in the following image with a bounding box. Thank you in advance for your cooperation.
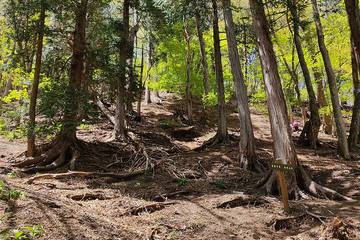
[212,0,227,142]
[137,45,145,116]
[223,0,258,171]
[249,0,351,200]
[311,0,350,159]
[195,13,210,96]
[115,0,130,139]
[349,41,360,148]
[345,0,360,149]
[184,20,193,124]
[289,0,320,148]
[27,0,46,157]
[62,0,87,139]
[314,68,333,134]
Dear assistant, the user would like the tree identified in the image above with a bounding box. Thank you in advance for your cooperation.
[184,19,193,123]
[115,0,130,139]
[212,0,227,142]
[17,0,88,171]
[250,0,350,199]
[195,12,210,95]
[311,0,351,159]
[223,0,258,171]
[345,0,360,149]
[27,0,46,157]
[287,0,321,148]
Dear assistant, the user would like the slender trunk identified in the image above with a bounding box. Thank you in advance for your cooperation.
[184,20,193,124]
[195,13,210,96]
[223,0,257,170]
[349,41,360,147]
[311,0,350,159]
[137,45,144,116]
[1,43,16,97]
[115,0,129,138]
[314,68,333,134]
[27,0,46,157]
[126,24,139,114]
[212,0,227,141]
[345,0,360,149]
[289,0,320,148]
[145,41,153,105]
[62,0,87,139]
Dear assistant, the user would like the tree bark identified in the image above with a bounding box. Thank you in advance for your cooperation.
[248,0,351,200]
[289,0,321,148]
[345,0,360,149]
[314,68,333,134]
[195,13,210,96]
[311,0,350,159]
[27,0,46,157]
[223,0,258,170]
[62,0,87,139]
[212,0,227,142]
[115,0,130,139]
[184,20,193,124]
[137,45,145,116]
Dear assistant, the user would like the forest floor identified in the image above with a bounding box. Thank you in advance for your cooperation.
[0,93,360,240]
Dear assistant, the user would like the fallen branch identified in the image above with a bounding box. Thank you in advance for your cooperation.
[152,190,190,202]
[121,202,176,216]
[25,169,147,184]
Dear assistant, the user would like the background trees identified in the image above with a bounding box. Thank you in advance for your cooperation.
[0,0,359,194]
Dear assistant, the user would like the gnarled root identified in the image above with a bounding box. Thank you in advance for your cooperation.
[257,166,354,201]
[15,137,81,173]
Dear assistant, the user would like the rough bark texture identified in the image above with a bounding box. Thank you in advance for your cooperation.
[195,13,210,96]
[27,0,46,157]
[249,0,351,200]
[212,0,227,142]
[184,20,193,124]
[345,0,360,149]
[115,0,130,139]
[311,0,350,159]
[289,0,321,148]
[223,0,258,171]
[62,0,87,140]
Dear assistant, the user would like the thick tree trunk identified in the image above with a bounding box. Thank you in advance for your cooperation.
[345,0,360,149]
[195,13,210,96]
[115,0,130,139]
[223,0,258,171]
[289,0,320,148]
[62,0,87,140]
[249,0,351,200]
[311,0,350,159]
[184,20,193,124]
[212,0,227,142]
[27,0,46,157]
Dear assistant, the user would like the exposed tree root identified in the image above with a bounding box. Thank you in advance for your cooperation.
[194,133,238,152]
[152,190,191,202]
[121,202,176,216]
[257,166,354,201]
[25,169,147,184]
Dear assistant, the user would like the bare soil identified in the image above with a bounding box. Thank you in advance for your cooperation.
[0,93,359,240]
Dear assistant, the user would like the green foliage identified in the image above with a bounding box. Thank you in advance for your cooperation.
[175,178,189,186]
[0,180,25,201]
[0,225,44,240]
[212,179,226,189]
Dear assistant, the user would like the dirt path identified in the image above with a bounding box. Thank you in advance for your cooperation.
[0,94,359,239]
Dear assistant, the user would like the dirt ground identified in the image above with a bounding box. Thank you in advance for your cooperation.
[0,93,360,240]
